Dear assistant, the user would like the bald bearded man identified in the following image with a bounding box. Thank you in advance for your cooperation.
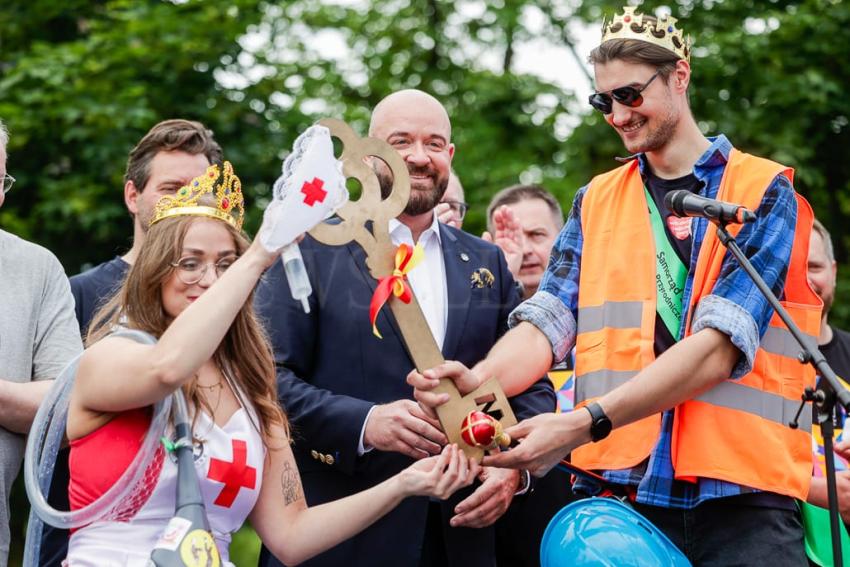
[256,90,555,567]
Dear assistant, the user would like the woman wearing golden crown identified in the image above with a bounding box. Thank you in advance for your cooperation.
[60,161,477,566]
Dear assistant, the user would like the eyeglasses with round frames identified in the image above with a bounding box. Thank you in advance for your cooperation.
[588,71,660,115]
[2,174,15,194]
[440,200,469,219]
[170,256,237,285]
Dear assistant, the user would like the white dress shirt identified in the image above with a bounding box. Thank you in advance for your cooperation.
[388,214,448,350]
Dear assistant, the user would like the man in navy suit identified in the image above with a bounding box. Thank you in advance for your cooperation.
[256,89,555,567]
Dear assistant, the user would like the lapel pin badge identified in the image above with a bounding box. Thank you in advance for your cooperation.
[470,267,495,289]
[460,252,470,262]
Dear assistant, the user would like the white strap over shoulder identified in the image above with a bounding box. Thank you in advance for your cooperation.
[23,329,171,566]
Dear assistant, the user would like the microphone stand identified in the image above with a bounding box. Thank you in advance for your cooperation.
[714,221,850,567]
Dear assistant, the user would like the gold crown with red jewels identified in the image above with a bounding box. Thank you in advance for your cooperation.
[601,6,692,62]
[150,161,245,230]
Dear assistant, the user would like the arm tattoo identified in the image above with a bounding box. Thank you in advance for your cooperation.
[281,461,303,506]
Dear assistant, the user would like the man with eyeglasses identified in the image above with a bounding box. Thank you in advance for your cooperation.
[436,170,468,230]
[0,118,82,566]
[410,7,819,563]
[36,119,223,567]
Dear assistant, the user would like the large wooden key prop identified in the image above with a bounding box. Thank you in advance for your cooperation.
[310,119,516,460]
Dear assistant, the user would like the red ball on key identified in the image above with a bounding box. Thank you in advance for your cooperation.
[460,411,511,450]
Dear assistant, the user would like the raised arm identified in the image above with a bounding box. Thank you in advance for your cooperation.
[73,238,277,415]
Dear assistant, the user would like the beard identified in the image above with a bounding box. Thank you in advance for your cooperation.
[620,105,679,155]
[376,162,448,216]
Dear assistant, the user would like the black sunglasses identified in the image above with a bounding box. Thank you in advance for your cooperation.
[588,71,660,114]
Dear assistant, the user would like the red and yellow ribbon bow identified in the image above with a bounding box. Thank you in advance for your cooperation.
[369,243,424,339]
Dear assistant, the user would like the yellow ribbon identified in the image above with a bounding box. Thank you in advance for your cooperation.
[369,243,425,339]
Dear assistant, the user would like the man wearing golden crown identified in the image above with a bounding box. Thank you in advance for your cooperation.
[411,7,819,563]
[0,118,82,566]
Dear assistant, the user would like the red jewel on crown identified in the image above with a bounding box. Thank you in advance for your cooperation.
[221,198,230,210]
[460,411,511,450]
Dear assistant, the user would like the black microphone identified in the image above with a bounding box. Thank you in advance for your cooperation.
[664,190,756,224]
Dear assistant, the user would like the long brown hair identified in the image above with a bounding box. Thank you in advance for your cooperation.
[88,215,287,442]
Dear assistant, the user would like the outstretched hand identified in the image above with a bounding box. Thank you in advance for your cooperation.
[400,444,481,500]
[482,205,523,278]
[481,411,592,477]
[450,466,519,528]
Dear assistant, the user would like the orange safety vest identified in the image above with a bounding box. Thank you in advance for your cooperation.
[571,149,821,500]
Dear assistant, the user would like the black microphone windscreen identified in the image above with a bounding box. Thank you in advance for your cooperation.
[664,190,688,217]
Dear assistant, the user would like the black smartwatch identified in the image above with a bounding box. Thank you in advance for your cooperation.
[584,402,612,442]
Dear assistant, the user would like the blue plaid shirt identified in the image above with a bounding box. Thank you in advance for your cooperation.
[510,135,798,509]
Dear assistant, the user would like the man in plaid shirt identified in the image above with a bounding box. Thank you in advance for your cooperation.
[411,7,817,564]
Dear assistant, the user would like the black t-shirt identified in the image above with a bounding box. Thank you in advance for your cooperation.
[822,326,850,383]
[69,256,130,337]
[643,170,703,356]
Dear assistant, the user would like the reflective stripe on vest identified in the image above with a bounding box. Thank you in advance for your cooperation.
[575,298,648,408]
[577,301,643,334]
[761,326,812,359]
[575,369,637,402]
[694,381,812,433]
[575,325,818,409]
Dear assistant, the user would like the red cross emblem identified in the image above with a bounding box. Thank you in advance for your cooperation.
[301,177,327,207]
[207,439,257,508]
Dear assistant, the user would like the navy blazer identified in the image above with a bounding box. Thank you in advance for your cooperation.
[255,223,555,567]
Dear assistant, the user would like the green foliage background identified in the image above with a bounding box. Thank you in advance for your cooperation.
[2,0,849,565]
